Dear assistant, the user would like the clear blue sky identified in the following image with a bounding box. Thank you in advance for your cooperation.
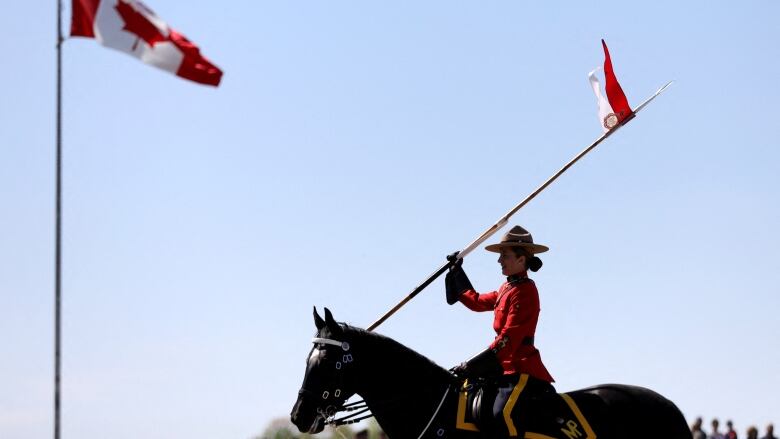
[1,1,779,438]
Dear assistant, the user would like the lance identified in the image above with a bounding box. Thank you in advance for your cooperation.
[367,80,673,332]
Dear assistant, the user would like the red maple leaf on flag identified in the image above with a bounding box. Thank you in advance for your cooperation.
[114,0,167,48]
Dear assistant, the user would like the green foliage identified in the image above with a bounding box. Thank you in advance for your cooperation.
[365,419,386,439]
[256,417,370,439]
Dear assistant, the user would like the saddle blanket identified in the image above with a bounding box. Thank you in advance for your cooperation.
[455,377,597,439]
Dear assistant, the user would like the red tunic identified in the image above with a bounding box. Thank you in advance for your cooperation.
[459,276,554,382]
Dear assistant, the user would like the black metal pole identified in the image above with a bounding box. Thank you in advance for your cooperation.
[55,0,63,437]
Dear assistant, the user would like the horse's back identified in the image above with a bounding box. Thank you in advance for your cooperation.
[567,384,691,439]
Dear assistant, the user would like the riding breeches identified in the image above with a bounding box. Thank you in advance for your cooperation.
[489,373,556,437]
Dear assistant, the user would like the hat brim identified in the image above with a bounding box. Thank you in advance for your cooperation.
[484,242,549,254]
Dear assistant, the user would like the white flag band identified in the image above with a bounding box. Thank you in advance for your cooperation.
[588,68,615,133]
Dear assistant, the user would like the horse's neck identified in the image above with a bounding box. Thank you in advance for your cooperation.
[350,331,451,438]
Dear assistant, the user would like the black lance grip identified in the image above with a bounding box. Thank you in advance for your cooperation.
[367,260,453,331]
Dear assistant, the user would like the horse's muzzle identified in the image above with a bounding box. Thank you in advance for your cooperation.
[290,396,326,434]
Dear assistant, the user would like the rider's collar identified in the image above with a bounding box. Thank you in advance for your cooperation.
[507,272,528,283]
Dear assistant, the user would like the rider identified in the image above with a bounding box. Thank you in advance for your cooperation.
[446,225,555,435]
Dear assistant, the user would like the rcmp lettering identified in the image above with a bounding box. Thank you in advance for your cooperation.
[561,419,583,439]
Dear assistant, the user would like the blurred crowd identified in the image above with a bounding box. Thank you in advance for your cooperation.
[691,417,776,439]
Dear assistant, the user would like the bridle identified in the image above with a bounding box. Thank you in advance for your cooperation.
[297,337,372,427]
[299,336,451,439]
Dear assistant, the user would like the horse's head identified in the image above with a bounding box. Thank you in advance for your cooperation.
[290,307,359,434]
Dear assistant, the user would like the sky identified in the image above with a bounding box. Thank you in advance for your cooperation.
[1,1,779,438]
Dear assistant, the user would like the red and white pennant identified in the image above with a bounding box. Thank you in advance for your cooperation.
[588,40,632,132]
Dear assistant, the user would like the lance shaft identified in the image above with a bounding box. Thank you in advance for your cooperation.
[367,122,623,332]
[367,262,451,331]
[367,81,673,332]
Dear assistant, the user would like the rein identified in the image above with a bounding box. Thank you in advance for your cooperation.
[306,336,451,438]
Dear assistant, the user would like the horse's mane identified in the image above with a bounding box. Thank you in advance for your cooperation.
[339,323,450,378]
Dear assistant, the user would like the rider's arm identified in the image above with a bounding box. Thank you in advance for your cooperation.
[459,290,498,312]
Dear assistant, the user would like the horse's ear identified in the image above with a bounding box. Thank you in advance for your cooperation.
[323,307,343,335]
[313,306,325,331]
[324,307,336,327]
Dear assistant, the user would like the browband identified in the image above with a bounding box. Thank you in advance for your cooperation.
[312,337,351,351]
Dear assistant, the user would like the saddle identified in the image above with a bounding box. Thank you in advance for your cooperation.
[456,378,597,438]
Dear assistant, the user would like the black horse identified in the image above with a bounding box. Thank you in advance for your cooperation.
[291,308,691,439]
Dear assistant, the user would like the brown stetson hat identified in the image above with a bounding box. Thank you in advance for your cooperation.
[484,225,549,254]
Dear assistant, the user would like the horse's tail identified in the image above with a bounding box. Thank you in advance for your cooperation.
[572,384,691,439]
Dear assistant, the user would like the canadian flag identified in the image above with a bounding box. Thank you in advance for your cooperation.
[588,40,632,132]
[71,0,222,86]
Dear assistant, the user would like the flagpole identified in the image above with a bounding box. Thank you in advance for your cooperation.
[55,0,64,437]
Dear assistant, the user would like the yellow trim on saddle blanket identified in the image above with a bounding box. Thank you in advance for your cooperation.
[456,379,480,432]
[504,376,597,439]
[524,433,557,439]
[560,394,597,439]
[502,373,530,436]
[456,375,595,439]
